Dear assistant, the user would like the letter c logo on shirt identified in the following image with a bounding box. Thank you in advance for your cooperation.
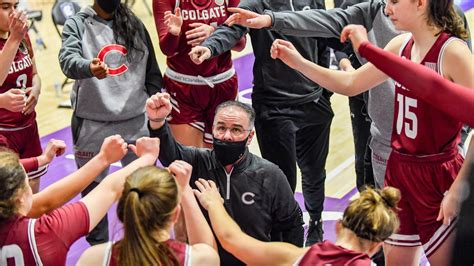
[241,192,255,205]
[97,44,128,76]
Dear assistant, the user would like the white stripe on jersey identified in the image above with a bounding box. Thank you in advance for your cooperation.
[27,219,43,266]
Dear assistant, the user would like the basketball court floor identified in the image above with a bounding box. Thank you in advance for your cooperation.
[23,0,474,264]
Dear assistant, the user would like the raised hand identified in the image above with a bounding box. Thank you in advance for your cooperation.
[164,7,183,36]
[22,86,40,115]
[90,58,108,79]
[128,137,160,164]
[37,139,67,166]
[168,160,193,190]
[0,89,26,113]
[185,23,215,46]
[188,46,212,65]
[193,178,224,210]
[340,24,369,52]
[9,10,28,41]
[146,92,172,122]
[270,39,304,70]
[98,135,128,164]
[225,8,271,28]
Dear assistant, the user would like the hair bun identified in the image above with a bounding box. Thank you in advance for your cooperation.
[379,187,401,209]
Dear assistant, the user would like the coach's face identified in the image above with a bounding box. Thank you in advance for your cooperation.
[213,107,254,145]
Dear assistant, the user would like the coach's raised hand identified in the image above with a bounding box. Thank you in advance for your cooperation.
[146,92,172,129]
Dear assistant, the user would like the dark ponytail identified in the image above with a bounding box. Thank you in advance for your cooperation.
[111,3,145,62]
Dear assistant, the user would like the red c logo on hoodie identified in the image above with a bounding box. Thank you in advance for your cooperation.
[97,44,128,76]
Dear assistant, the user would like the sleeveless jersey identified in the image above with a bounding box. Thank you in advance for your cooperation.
[158,0,236,77]
[106,239,191,266]
[296,240,371,266]
[0,35,35,128]
[391,32,463,155]
[0,202,89,266]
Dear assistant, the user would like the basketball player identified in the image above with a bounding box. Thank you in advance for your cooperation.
[342,24,474,126]
[269,0,472,264]
[77,161,219,266]
[0,136,159,265]
[152,0,246,148]
[194,178,400,265]
[59,0,163,245]
[0,3,47,194]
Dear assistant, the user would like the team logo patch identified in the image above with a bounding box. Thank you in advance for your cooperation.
[215,0,224,6]
[97,44,129,76]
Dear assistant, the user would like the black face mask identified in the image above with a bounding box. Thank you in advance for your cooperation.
[213,137,248,166]
[97,0,121,14]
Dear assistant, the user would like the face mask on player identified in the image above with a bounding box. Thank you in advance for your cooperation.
[97,0,121,14]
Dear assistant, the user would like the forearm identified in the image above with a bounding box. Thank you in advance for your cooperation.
[59,21,93,79]
[207,203,246,252]
[359,42,474,126]
[29,153,110,217]
[181,188,217,250]
[296,57,360,96]
[0,37,22,85]
[451,141,474,194]
[149,122,188,166]
[203,25,247,57]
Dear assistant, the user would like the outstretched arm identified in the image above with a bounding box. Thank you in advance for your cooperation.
[29,135,127,217]
[194,179,306,265]
[270,38,388,96]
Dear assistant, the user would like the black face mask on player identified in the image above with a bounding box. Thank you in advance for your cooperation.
[97,0,121,14]
[213,137,248,166]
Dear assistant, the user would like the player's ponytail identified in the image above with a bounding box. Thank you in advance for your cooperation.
[426,0,468,40]
[0,150,28,223]
[342,187,400,243]
[111,3,145,62]
[115,166,180,266]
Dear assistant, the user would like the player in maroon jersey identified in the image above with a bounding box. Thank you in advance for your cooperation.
[193,178,399,266]
[341,24,474,127]
[0,3,53,194]
[153,0,246,148]
[77,161,219,266]
[268,0,472,264]
[0,136,159,266]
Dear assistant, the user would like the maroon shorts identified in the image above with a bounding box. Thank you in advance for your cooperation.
[163,75,238,144]
[384,148,463,257]
[0,122,44,179]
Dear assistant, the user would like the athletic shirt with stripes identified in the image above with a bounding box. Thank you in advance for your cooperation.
[103,239,191,266]
[391,32,463,155]
[0,34,35,129]
[0,202,89,266]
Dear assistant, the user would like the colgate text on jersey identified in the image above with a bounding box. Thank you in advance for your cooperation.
[8,56,33,74]
[181,6,226,20]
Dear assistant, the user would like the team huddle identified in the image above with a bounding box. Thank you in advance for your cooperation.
[0,0,473,265]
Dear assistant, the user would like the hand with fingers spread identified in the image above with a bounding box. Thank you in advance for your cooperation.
[437,190,461,226]
[168,160,193,190]
[22,86,40,115]
[146,92,172,124]
[128,137,160,164]
[185,23,215,46]
[189,46,212,65]
[340,24,369,52]
[9,10,28,41]
[97,135,129,165]
[164,7,183,36]
[37,139,67,166]
[193,178,224,210]
[0,88,26,112]
[90,58,108,79]
[225,8,271,28]
[270,39,305,70]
